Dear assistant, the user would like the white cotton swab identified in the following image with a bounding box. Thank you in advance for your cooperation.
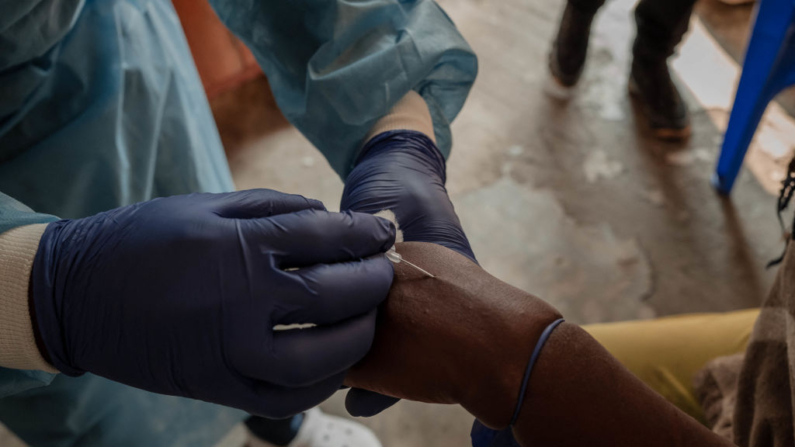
[386,248,435,278]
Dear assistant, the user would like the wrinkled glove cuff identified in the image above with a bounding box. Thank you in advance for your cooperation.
[354,130,447,184]
[30,221,84,376]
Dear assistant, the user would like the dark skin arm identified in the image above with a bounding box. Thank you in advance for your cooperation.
[515,323,732,446]
[345,242,733,446]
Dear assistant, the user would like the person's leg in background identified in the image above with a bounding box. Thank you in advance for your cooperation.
[629,0,697,138]
[549,0,696,139]
[583,309,759,422]
[549,0,606,87]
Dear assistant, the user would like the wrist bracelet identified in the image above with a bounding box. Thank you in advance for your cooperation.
[510,318,565,426]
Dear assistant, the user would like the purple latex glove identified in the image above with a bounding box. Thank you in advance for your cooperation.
[30,189,396,418]
[341,131,475,262]
[340,130,476,417]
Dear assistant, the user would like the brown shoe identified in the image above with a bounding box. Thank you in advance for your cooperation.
[628,56,691,140]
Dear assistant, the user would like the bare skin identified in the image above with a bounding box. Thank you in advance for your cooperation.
[345,242,733,446]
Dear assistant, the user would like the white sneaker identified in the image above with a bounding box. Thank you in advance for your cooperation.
[247,408,382,447]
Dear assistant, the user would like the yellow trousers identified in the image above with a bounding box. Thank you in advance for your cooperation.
[583,309,760,423]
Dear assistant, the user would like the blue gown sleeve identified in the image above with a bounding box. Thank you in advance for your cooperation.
[0,0,80,398]
[0,1,66,232]
[208,0,478,178]
[0,193,58,235]
[0,0,83,126]
[0,193,59,398]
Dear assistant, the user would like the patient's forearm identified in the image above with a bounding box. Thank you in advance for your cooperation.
[346,242,732,445]
[512,323,733,446]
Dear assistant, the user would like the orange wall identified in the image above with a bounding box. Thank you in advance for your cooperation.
[172,0,262,99]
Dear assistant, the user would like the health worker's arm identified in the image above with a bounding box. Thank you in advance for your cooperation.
[0,1,94,395]
[208,0,477,178]
[341,91,475,262]
[345,242,734,447]
[0,190,397,418]
[339,87,477,417]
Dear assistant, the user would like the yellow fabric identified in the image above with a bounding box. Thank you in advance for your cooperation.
[583,309,760,423]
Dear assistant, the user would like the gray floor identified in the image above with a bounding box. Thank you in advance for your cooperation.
[1,0,783,445]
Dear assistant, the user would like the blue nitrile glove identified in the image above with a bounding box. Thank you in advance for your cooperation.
[341,131,475,261]
[340,130,476,417]
[30,189,396,418]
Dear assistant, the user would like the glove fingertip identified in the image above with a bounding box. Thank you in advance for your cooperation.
[338,211,397,255]
[305,197,327,211]
[373,211,399,247]
[369,215,396,252]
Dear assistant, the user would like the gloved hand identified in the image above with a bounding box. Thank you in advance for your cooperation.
[340,130,476,416]
[30,189,396,418]
[342,130,476,262]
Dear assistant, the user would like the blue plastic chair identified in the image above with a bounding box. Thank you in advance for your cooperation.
[712,0,795,194]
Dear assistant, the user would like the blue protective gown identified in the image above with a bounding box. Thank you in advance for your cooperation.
[0,0,476,444]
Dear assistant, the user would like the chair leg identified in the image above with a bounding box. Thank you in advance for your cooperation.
[713,0,795,194]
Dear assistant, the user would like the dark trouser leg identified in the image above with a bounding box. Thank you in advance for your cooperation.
[549,0,606,86]
[633,0,697,59]
[568,0,606,15]
[629,0,697,137]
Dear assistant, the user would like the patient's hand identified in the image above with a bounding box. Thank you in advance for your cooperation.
[344,242,561,429]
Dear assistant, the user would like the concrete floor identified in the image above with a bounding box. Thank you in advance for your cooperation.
[1,0,785,446]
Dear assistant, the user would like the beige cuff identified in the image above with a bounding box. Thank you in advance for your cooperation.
[365,90,436,145]
[0,224,59,373]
